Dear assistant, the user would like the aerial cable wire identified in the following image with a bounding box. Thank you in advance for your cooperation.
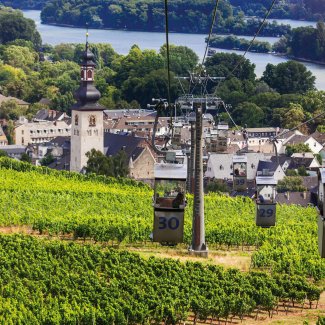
[272,110,325,142]
[164,0,174,138]
[190,0,220,95]
[213,0,278,94]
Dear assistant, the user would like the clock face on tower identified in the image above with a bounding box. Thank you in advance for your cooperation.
[88,115,96,127]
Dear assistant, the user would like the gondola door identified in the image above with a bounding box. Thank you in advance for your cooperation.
[152,163,187,244]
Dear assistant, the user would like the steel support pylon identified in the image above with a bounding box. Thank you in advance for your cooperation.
[189,106,208,257]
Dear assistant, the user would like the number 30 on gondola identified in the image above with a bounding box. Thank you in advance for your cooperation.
[152,162,187,244]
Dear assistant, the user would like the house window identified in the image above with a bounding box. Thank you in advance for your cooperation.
[22,137,24,144]
[75,114,79,126]
[89,115,96,127]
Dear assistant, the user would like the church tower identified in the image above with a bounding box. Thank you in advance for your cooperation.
[70,37,105,172]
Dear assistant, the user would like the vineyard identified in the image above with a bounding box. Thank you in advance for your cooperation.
[0,158,325,323]
[0,234,321,324]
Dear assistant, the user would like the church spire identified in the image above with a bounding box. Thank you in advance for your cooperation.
[72,30,104,111]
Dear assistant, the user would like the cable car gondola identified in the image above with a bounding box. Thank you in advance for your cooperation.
[255,174,277,227]
[233,155,247,191]
[317,168,325,257]
[152,162,187,244]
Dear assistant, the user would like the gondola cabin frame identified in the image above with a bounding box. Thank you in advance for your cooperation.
[153,163,187,244]
[255,176,277,227]
[233,155,248,191]
[317,168,325,257]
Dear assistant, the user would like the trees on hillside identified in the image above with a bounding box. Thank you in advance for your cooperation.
[262,61,315,94]
[0,9,41,48]
[86,149,129,177]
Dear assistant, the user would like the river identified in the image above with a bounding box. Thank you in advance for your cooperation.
[23,10,325,90]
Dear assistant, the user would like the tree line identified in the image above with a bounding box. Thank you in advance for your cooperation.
[0,6,325,133]
[37,0,291,36]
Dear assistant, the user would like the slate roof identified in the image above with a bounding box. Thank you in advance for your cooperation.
[47,151,70,171]
[0,94,29,106]
[104,133,152,162]
[34,109,67,122]
[288,157,315,169]
[284,134,310,145]
[0,145,26,155]
[49,136,71,150]
[257,160,279,173]
[311,131,325,145]
[270,155,291,167]
[276,192,312,206]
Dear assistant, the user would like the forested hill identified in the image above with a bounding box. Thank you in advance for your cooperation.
[1,0,323,21]
[229,0,325,20]
[0,0,47,10]
[37,0,291,36]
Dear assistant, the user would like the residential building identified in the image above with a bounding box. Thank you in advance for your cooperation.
[0,145,27,159]
[104,133,156,182]
[205,152,268,181]
[14,120,71,145]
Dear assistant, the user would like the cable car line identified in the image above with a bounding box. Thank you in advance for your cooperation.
[201,0,221,67]
[189,0,221,96]
[212,0,278,94]
[164,0,172,108]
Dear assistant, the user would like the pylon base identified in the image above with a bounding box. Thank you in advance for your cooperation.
[188,248,209,258]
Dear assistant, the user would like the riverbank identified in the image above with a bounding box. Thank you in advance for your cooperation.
[23,10,325,90]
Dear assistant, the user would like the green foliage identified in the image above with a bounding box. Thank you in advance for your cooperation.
[206,180,230,193]
[86,148,129,178]
[20,152,31,163]
[285,143,311,156]
[209,35,272,53]
[0,159,323,282]
[286,169,297,176]
[0,8,41,48]
[0,150,8,157]
[277,176,307,192]
[0,234,318,323]
[262,61,316,94]
[38,0,291,36]
[297,165,309,176]
[40,153,54,166]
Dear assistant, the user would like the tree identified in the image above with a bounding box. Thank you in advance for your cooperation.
[277,176,306,192]
[262,61,315,94]
[160,44,199,75]
[2,45,38,71]
[205,52,256,81]
[21,153,32,163]
[0,150,8,157]
[206,180,230,193]
[232,102,265,127]
[0,10,41,48]
[86,149,129,177]
[40,153,54,166]
[285,143,311,156]
[283,103,305,129]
